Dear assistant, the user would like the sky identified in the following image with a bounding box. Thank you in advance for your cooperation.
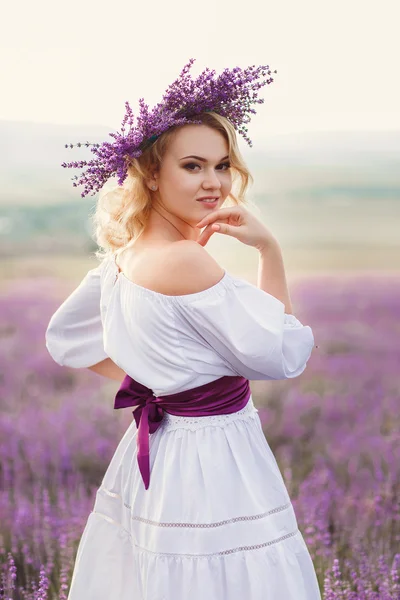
[1,0,399,140]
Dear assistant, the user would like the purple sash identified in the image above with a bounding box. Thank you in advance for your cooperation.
[114,375,251,490]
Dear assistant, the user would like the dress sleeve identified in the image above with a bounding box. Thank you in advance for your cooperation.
[45,261,109,368]
[178,274,315,381]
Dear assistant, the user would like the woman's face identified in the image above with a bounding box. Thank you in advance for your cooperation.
[151,124,232,226]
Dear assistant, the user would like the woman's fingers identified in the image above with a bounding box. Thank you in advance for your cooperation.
[197,221,240,246]
[195,207,244,246]
[196,223,217,246]
[196,211,233,246]
[195,206,242,229]
[195,204,275,249]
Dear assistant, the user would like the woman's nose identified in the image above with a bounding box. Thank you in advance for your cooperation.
[202,168,222,189]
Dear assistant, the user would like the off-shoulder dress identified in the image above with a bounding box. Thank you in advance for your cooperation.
[45,253,321,600]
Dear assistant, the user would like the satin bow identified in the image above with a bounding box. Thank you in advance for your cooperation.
[114,374,251,491]
[114,376,165,490]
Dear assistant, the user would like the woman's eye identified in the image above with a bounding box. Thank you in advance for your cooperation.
[183,162,231,171]
[217,162,231,171]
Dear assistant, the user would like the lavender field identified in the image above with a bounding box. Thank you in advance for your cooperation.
[0,273,399,599]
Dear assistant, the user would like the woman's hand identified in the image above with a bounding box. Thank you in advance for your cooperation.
[195,205,278,252]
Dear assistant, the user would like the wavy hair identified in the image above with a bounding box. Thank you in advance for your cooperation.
[90,111,253,261]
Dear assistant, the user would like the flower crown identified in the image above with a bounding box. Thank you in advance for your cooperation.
[61,58,277,197]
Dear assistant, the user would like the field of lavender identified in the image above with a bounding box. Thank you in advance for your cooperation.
[0,272,399,599]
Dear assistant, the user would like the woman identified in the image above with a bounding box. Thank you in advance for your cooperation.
[46,61,321,599]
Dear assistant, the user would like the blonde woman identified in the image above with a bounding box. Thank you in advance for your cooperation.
[46,61,321,599]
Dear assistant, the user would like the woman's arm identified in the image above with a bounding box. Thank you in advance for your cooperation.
[257,239,293,314]
[87,357,127,382]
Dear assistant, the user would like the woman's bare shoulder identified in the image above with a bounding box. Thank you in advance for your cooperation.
[154,240,225,296]
[118,240,225,296]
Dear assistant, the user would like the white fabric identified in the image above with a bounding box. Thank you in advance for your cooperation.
[45,253,321,600]
[46,254,315,393]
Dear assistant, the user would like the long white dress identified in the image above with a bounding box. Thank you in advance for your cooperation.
[45,253,322,600]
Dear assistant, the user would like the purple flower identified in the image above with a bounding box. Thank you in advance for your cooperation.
[61,58,277,197]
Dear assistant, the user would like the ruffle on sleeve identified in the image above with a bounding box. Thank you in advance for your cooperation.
[45,260,109,368]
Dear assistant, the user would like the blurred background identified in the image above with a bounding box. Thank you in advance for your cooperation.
[1,0,399,597]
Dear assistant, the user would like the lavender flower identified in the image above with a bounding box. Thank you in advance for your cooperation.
[2,274,400,595]
[61,58,277,197]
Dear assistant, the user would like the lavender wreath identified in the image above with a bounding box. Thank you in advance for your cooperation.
[61,58,277,197]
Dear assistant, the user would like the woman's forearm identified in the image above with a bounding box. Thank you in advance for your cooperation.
[257,239,293,314]
[87,357,127,382]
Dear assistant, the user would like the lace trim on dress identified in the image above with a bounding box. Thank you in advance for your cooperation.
[91,510,299,557]
[160,399,259,431]
[99,486,292,528]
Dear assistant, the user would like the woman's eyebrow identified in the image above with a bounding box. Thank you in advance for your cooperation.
[180,155,229,162]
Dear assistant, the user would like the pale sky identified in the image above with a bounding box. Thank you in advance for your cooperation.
[2,0,399,139]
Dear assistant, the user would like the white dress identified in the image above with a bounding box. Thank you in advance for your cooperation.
[45,253,321,600]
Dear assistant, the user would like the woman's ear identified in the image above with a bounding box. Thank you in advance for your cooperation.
[147,180,158,192]
[146,172,159,192]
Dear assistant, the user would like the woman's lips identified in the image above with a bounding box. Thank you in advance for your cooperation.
[197,198,219,208]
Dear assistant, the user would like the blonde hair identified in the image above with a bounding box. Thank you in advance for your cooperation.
[90,111,253,261]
